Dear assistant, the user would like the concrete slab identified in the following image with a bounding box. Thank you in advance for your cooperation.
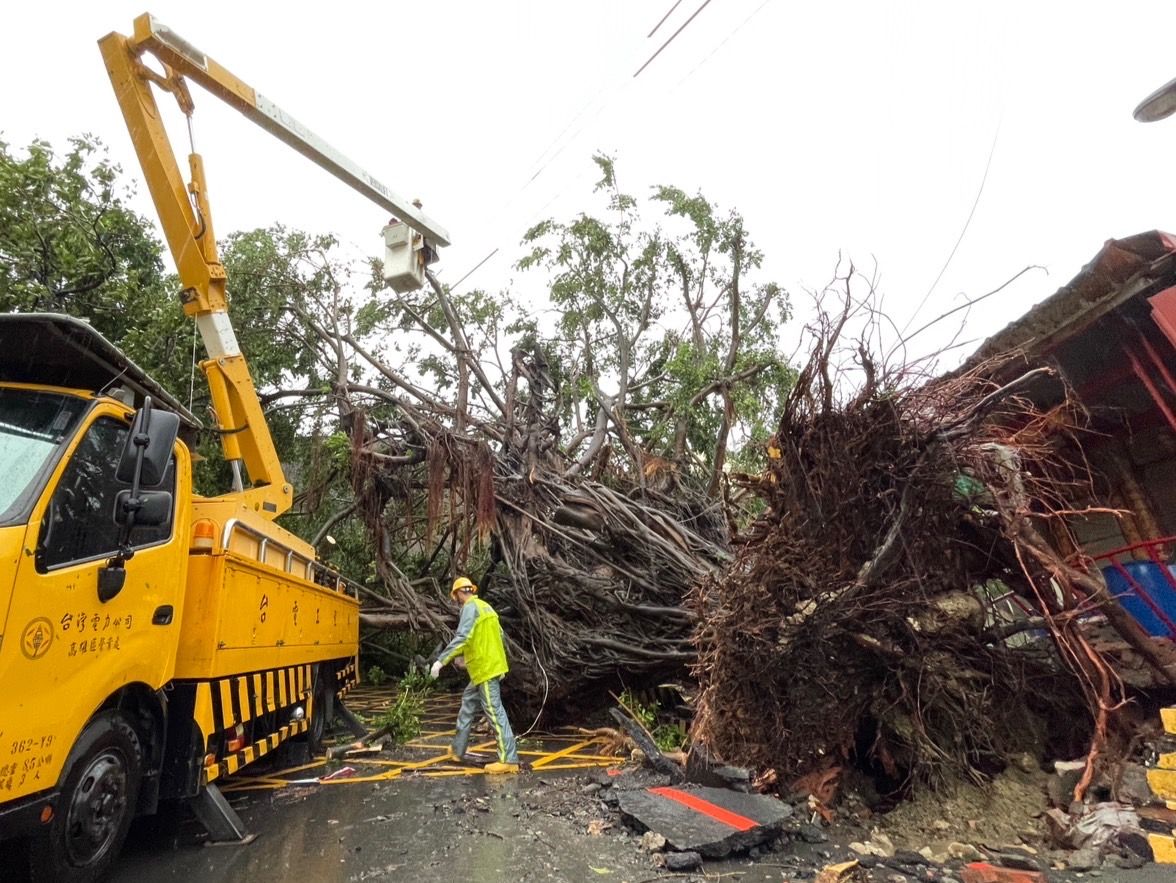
[616,784,793,857]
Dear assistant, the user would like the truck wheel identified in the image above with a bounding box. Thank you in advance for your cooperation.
[306,667,333,755]
[28,711,143,883]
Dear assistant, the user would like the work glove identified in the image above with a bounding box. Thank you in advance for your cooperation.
[429,660,443,680]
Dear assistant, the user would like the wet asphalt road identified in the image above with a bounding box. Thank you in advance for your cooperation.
[107,771,787,883]
[105,772,1176,883]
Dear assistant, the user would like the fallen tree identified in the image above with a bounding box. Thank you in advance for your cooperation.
[690,272,1176,797]
[297,163,791,721]
[349,380,730,718]
[235,181,1170,790]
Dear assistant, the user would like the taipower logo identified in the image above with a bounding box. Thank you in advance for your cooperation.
[21,618,53,660]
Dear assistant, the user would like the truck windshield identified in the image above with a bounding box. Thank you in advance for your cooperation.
[0,389,88,525]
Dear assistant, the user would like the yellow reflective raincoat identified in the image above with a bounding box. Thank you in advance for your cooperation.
[439,596,509,685]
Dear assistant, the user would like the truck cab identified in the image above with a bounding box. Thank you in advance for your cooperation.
[0,315,193,864]
[0,314,359,880]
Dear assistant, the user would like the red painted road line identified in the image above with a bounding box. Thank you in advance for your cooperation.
[648,786,758,831]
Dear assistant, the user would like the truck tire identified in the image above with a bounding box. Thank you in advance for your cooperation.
[306,667,333,755]
[28,711,143,883]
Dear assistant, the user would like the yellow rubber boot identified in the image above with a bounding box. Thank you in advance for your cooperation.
[484,762,519,774]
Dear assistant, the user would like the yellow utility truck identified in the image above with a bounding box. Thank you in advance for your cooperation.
[0,13,447,881]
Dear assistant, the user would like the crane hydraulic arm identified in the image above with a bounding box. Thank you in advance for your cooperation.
[98,13,449,518]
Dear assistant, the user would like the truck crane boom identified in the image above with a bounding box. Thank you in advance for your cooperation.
[98,12,449,518]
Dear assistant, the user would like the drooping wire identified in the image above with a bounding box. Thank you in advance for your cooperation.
[449,248,500,294]
[901,118,1003,335]
[518,630,551,738]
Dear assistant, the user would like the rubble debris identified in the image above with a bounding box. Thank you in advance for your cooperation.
[815,859,862,883]
[1044,800,1154,868]
[978,849,1042,872]
[683,741,752,791]
[959,864,1046,883]
[616,784,792,857]
[320,766,358,781]
[662,850,703,871]
[1113,761,1153,806]
[639,831,666,852]
[586,819,611,836]
[795,822,829,843]
[849,832,895,858]
[1066,846,1100,871]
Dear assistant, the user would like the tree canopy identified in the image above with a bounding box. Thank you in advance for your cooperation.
[0,135,174,369]
[517,154,794,492]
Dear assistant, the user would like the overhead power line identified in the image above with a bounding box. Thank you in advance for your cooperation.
[450,248,500,293]
[456,0,740,292]
[648,0,686,38]
[634,0,717,78]
[672,0,774,89]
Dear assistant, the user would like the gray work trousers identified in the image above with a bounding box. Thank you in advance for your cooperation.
[451,676,519,763]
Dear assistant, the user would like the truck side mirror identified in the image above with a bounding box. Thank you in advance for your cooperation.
[113,489,174,527]
[116,403,181,488]
[100,399,181,603]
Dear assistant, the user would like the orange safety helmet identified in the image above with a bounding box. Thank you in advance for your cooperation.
[450,576,477,599]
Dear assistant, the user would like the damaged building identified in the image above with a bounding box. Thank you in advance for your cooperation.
[966,230,1176,645]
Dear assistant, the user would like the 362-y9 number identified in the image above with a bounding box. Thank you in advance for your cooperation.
[10,734,54,755]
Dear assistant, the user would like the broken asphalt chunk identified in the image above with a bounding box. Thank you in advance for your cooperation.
[663,850,703,871]
[616,784,792,858]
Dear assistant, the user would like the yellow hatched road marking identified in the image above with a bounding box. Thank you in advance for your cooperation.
[211,687,626,788]
[421,759,617,777]
[269,759,327,777]
[529,761,617,771]
[221,783,291,792]
[530,739,596,770]
[319,749,457,785]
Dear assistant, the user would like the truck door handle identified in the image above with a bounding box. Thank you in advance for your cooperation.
[152,605,174,626]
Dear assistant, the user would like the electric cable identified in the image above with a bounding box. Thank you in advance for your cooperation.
[453,0,759,294]
[634,0,717,78]
[670,0,774,89]
[648,0,686,38]
[901,118,1002,335]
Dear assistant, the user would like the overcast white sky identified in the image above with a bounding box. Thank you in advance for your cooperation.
[5,1,1176,366]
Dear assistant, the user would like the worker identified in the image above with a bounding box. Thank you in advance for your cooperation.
[430,576,520,773]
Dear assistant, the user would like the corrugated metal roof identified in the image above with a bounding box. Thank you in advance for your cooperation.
[962,230,1176,371]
